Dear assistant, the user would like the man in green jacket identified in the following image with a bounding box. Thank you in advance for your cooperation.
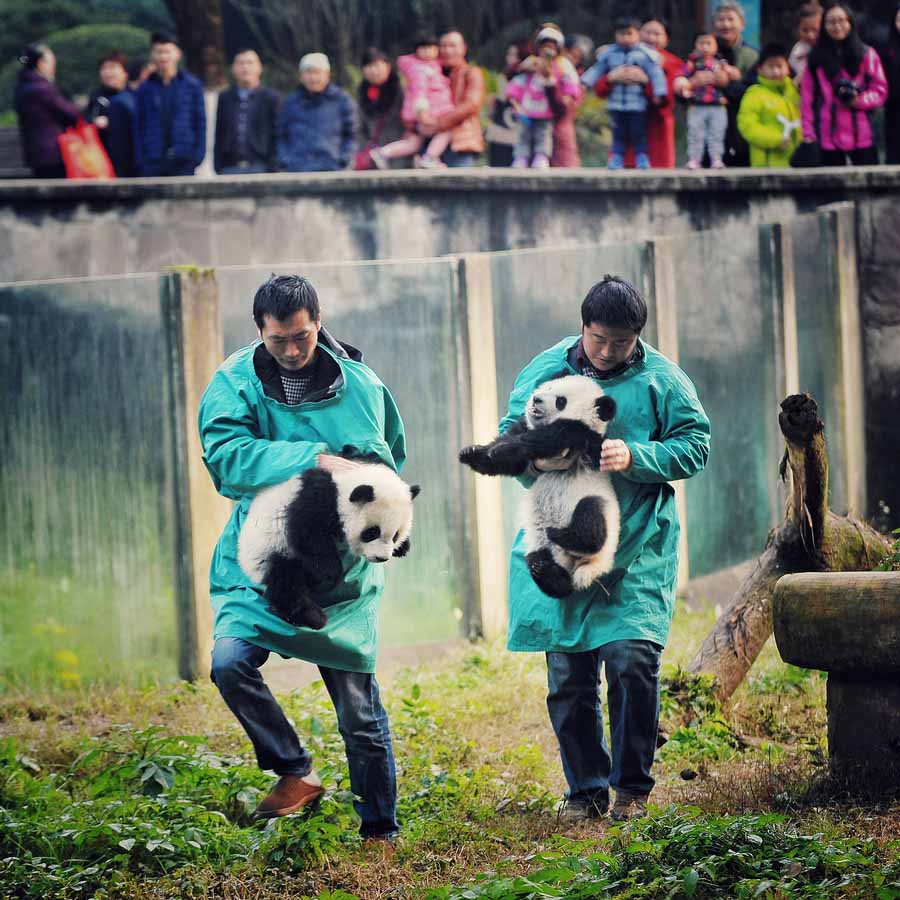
[500,276,710,823]
[198,274,406,838]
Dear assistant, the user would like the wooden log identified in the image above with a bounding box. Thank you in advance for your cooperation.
[688,394,889,703]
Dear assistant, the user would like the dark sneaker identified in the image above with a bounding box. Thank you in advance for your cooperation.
[610,791,649,823]
[254,772,324,819]
[557,795,608,825]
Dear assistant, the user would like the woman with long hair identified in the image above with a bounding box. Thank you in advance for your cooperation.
[800,2,887,165]
[14,44,81,178]
[876,2,900,162]
[355,47,407,169]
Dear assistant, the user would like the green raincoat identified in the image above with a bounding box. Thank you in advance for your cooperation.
[198,341,406,673]
[501,337,710,654]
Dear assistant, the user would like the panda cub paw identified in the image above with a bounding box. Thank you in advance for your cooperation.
[526,548,574,598]
[280,602,328,631]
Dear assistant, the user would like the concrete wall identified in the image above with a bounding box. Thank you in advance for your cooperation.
[2,168,898,531]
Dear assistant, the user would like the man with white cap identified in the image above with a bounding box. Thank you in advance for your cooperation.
[278,51,357,171]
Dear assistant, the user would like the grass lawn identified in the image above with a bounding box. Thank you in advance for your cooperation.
[1,601,899,899]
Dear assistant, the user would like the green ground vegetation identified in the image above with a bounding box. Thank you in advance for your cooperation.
[1,603,898,899]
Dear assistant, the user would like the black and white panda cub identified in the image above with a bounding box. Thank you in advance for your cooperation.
[238,453,420,630]
[459,375,620,598]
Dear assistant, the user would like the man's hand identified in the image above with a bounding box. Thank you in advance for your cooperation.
[690,70,716,89]
[533,449,576,472]
[724,64,742,82]
[600,439,633,473]
[609,65,648,85]
[318,453,363,473]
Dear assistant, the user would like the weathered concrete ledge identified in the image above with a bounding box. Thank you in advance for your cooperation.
[2,165,900,200]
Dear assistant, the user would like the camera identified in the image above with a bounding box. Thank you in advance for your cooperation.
[834,78,860,105]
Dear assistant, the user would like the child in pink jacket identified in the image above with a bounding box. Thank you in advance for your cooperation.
[370,35,455,169]
[800,2,887,165]
[506,25,582,168]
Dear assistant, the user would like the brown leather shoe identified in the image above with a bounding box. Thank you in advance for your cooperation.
[254,772,324,819]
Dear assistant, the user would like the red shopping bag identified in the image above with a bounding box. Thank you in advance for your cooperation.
[57,120,116,179]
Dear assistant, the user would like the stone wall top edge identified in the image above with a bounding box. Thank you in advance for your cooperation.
[0,166,898,202]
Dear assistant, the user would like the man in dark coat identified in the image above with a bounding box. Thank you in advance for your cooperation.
[278,52,356,172]
[214,49,281,174]
[134,32,206,177]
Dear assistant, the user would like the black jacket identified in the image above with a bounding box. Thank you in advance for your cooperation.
[214,85,281,172]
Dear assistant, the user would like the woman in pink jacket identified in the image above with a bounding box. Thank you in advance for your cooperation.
[800,2,887,165]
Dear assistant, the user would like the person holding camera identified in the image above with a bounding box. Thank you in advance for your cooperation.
[800,1,887,166]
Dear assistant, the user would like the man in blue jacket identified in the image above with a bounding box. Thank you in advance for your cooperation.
[278,52,356,172]
[134,32,206,177]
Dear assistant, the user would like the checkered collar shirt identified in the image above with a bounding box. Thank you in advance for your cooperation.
[278,353,320,405]
[574,338,642,380]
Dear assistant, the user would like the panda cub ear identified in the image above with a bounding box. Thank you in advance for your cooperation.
[410,484,421,500]
[349,484,375,504]
[595,395,616,422]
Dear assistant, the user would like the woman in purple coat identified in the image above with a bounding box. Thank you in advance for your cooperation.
[14,45,80,178]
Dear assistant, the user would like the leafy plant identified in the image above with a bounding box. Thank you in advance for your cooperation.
[877,528,900,572]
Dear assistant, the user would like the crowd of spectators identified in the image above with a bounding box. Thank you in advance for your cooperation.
[12,1,900,178]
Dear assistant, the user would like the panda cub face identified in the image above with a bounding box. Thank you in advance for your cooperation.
[526,375,616,433]
[335,464,421,563]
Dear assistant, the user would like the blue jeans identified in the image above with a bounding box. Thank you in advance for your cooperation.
[546,639,661,806]
[608,110,649,157]
[514,117,553,161]
[441,149,478,167]
[210,637,398,837]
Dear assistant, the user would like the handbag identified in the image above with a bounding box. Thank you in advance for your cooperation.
[354,114,388,170]
[57,120,115,179]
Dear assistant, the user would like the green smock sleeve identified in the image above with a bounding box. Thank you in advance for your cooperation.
[198,370,328,500]
[622,368,711,484]
[382,385,407,473]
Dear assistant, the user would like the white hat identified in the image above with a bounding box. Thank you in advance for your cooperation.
[536,26,565,49]
[299,52,330,72]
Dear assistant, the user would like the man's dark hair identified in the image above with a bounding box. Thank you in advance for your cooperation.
[126,55,148,82]
[151,31,180,48]
[758,41,789,65]
[615,17,642,33]
[253,275,320,329]
[233,47,262,63]
[581,275,647,333]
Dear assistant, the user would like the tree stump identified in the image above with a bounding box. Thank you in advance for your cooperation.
[774,571,900,776]
[688,394,889,702]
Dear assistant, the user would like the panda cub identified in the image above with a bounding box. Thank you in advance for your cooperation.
[238,457,419,630]
[459,375,620,598]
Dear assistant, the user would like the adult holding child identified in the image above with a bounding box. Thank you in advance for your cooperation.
[706,1,759,167]
[800,1,887,166]
[506,24,582,168]
[498,276,710,824]
[415,29,485,167]
[592,18,682,169]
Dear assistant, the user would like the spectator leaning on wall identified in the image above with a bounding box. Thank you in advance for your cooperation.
[134,32,206,177]
[215,48,281,174]
[278,52,357,172]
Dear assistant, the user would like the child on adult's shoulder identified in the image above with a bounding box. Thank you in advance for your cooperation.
[789,4,822,86]
[506,25,582,168]
[581,17,667,169]
[675,32,729,169]
[737,43,802,168]
[369,34,454,170]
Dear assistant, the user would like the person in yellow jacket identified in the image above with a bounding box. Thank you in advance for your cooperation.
[737,43,802,167]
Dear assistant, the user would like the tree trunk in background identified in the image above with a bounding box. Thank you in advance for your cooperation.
[689,394,890,703]
[164,0,228,89]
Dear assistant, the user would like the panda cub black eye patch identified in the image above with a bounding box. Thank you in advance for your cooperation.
[361,526,381,542]
[555,396,568,411]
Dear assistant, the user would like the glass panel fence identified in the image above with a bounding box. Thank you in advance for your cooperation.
[791,213,847,514]
[0,275,177,688]
[672,226,781,577]
[216,259,471,646]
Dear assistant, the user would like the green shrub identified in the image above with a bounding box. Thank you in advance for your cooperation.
[0,23,150,116]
